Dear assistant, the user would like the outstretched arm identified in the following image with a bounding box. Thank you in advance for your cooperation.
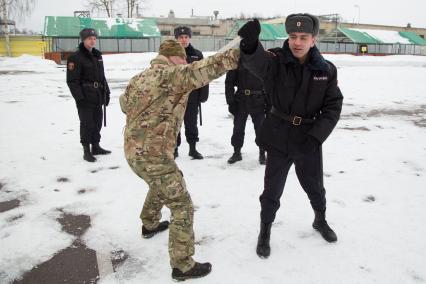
[166,49,240,94]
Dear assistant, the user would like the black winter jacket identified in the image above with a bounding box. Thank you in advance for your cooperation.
[225,65,268,114]
[185,44,209,104]
[240,40,343,156]
[66,43,110,108]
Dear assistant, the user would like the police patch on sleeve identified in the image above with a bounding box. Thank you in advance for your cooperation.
[68,62,75,71]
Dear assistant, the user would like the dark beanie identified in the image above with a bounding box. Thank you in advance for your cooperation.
[80,28,98,41]
[285,13,319,36]
[174,26,192,38]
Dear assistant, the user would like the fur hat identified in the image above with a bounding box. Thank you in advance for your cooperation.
[159,40,187,58]
[285,13,319,36]
[79,28,98,41]
[174,26,192,38]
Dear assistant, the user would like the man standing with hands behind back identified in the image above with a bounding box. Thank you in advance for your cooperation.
[67,28,111,162]
[237,15,343,258]
[174,26,209,159]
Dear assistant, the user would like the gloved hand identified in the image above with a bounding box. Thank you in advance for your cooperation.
[105,95,110,106]
[299,135,320,156]
[238,19,261,54]
[228,103,238,116]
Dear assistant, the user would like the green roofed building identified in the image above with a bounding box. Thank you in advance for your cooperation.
[44,16,160,38]
[227,21,288,40]
[43,16,162,62]
[327,27,426,46]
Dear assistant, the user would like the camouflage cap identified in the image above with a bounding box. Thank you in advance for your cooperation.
[285,13,319,36]
[159,39,186,58]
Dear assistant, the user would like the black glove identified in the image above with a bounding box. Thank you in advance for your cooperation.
[228,103,238,116]
[238,19,261,54]
[299,135,320,156]
[105,95,110,106]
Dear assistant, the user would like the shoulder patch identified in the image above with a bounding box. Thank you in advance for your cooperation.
[67,62,75,71]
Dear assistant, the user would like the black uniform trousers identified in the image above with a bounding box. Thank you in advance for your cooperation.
[260,149,326,224]
[77,106,103,145]
[231,109,265,150]
[177,102,199,146]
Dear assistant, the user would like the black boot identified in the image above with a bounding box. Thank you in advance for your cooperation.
[312,210,337,243]
[142,221,170,239]
[91,143,111,155]
[188,143,203,159]
[259,148,266,165]
[174,147,179,159]
[256,222,272,258]
[83,144,96,162]
[172,262,212,281]
[227,148,242,164]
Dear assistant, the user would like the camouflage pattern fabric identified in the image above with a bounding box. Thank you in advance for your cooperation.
[120,48,239,272]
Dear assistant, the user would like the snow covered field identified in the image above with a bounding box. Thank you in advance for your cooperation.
[1,51,426,283]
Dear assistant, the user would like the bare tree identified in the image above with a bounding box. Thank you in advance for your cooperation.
[86,0,114,17]
[1,0,35,56]
[0,0,35,20]
[85,0,146,18]
[125,0,145,18]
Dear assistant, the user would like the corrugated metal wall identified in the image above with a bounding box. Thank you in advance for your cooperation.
[0,36,51,57]
[2,35,425,57]
[51,38,161,53]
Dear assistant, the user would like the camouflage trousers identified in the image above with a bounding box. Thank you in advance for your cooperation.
[127,157,195,272]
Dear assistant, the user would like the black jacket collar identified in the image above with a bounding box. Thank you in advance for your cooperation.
[185,43,197,56]
[281,40,329,72]
[78,42,101,58]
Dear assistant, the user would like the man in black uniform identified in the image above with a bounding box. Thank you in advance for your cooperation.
[67,28,111,162]
[237,15,343,257]
[174,26,209,159]
[225,66,268,165]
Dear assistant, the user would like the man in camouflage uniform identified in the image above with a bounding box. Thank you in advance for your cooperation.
[119,40,239,280]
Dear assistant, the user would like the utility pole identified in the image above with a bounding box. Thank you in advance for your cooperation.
[1,0,11,56]
[354,5,360,24]
[334,13,338,52]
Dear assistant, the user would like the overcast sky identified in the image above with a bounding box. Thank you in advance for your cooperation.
[16,0,426,33]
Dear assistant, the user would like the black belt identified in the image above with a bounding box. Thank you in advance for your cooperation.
[82,81,103,88]
[270,106,315,126]
[238,89,264,96]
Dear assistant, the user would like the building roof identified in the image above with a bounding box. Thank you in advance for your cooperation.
[227,21,288,40]
[43,16,161,38]
[338,27,426,45]
[147,16,220,27]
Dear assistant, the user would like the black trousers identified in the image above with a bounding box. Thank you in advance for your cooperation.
[260,149,326,223]
[77,106,103,145]
[231,109,264,150]
[177,102,199,147]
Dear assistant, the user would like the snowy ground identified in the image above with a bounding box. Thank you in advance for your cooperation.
[1,52,426,284]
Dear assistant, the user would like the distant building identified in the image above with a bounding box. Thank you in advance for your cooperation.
[142,10,234,36]
[42,16,161,63]
[263,16,426,41]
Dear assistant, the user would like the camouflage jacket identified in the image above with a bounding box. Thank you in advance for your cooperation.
[120,49,240,162]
